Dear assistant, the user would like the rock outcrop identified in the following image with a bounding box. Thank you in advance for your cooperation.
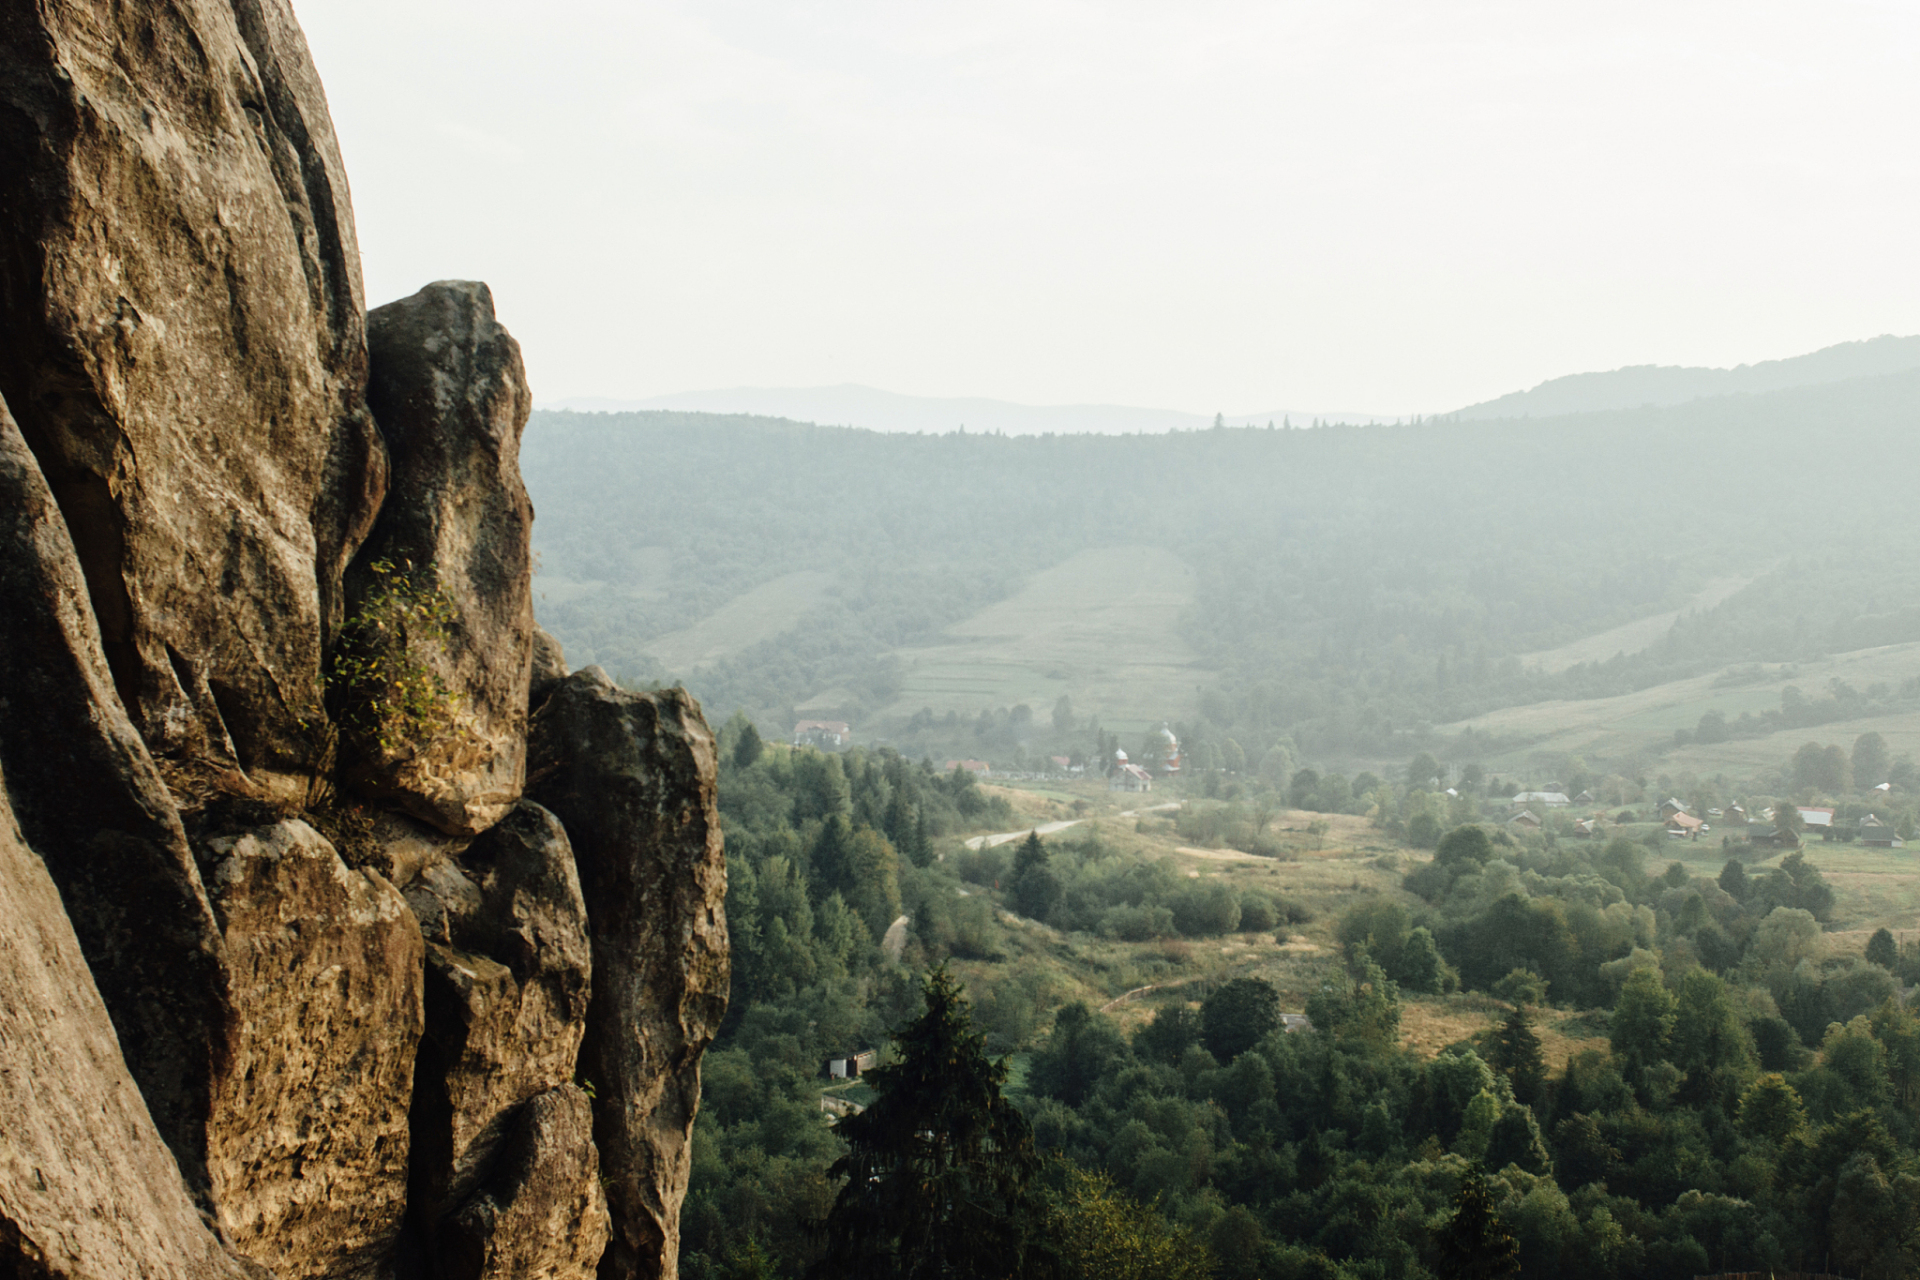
[406,802,592,1225]
[0,774,247,1280]
[528,671,730,1280]
[0,0,384,806]
[0,396,231,1191]
[0,4,726,1279]
[342,282,536,837]
[200,820,425,1279]
[437,1086,611,1280]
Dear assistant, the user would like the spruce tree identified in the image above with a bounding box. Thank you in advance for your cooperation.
[1434,1167,1519,1279]
[816,966,1048,1280]
[1486,1005,1546,1105]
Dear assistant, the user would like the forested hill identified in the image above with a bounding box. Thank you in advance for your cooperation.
[1450,334,1920,419]
[522,367,1920,758]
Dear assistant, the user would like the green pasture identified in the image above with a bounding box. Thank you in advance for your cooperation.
[1446,640,1920,773]
[877,545,1212,731]
[643,569,836,672]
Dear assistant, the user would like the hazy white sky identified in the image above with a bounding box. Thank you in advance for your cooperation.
[296,0,1919,414]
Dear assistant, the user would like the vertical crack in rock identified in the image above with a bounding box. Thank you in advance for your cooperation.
[526,670,729,1280]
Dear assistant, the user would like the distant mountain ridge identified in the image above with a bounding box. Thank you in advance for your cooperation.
[1449,334,1920,419]
[543,383,1388,435]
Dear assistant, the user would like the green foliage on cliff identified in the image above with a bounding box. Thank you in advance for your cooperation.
[328,557,459,755]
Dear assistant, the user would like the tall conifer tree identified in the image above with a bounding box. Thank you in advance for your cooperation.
[816,967,1049,1279]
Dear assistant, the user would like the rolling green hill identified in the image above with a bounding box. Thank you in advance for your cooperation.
[523,367,1920,773]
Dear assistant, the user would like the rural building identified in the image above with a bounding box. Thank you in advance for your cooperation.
[793,719,851,750]
[1280,1014,1313,1034]
[825,1048,878,1079]
[1572,818,1600,838]
[1110,763,1154,792]
[1050,755,1072,772]
[1154,724,1183,775]
[944,759,991,778]
[1509,809,1542,830]
[1751,826,1802,850]
[1658,798,1688,819]
[1665,811,1704,838]
[1511,791,1570,809]
[1724,803,1747,825]
[1795,806,1835,831]
[1573,789,1596,804]
[1860,814,1904,848]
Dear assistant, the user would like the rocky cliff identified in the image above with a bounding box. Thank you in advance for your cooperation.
[0,3,726,1278]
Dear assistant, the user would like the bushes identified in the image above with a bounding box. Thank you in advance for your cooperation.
[1170,882,1242,936]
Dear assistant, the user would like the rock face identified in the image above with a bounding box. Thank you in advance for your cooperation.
[200,820,425,1279]
[0,4,725,1278]
[527,671,730,1280]
[0,396,231,1192]
[343,282,535,837]
[0,0,385,805]
[438,1086,611,1280]
[0,775,247,1280]
[406,802,592,1224]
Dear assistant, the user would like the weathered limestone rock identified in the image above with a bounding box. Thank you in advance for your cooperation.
[0,396,231,1191]
[438,1086,611,1280]
[199,819,425,1279]
[0,772,247,1280]
[406,801,592,1224]
[0,0,385,805]
[342,281,535,836]
[526,669,728,1280]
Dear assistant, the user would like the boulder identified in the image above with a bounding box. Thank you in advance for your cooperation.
[341,281,535,837]
[526,670,728,1280]
[405,802,592,1224]
[0,771,247,1280]
[199,820,424,1279]
[0,0,385,805]
[437,1086,610,1280]
[0,395,230,1191]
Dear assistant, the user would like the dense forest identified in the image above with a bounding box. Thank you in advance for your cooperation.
[681,720,1920,1279]
[524,368,1920,760]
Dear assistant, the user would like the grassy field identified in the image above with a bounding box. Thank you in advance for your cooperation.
[949,780,1570,1065]
[642,570,836,672]
[1519,573,1758,674]
[952,773,1920,1074]
[878,545,1212,734]
[1443,640,1920,774]
[531,545,672,607]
